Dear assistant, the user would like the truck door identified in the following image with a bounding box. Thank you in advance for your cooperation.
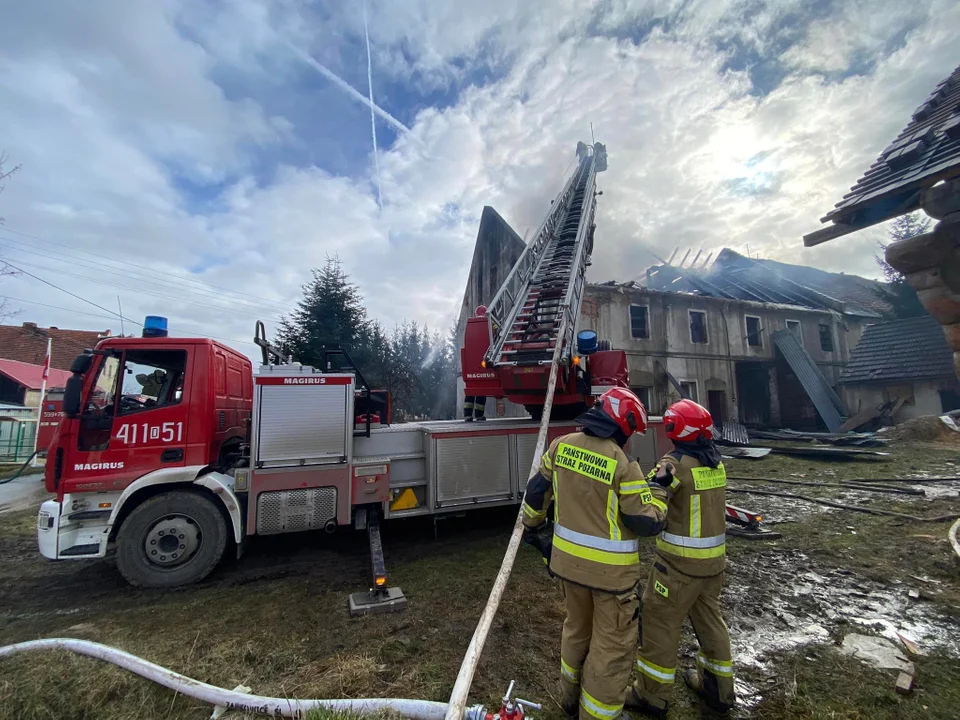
[69,349,192,493]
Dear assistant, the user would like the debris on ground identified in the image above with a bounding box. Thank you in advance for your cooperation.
[884,415,960,445]
[766,445,890,461]
[840,634,915,674]
[749,428,889,447]
[895,671,916,695]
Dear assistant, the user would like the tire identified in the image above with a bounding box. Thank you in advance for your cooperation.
[115,490,227,589]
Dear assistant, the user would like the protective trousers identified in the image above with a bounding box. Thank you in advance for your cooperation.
[463,395,486,420]
[559,579,639,720]
[632,564,734,712]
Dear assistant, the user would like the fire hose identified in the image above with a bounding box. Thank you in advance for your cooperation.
[0,638,503,720]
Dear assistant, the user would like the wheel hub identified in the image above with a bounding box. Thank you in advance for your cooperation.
[144,514,201,567]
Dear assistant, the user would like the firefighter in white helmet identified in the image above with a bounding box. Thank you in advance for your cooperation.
[521,388,667,720]
[626,399,735,716]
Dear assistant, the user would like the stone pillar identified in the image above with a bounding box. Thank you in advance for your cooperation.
[886,180,960,381]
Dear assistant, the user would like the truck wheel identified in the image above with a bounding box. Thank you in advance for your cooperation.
[115,490,227,589]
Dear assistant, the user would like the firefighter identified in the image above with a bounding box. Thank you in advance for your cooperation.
[521,388,668,720]
[463,305,496,422]
[626,399,735,717]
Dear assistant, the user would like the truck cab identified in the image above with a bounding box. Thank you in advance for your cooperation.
[38,334,252,586]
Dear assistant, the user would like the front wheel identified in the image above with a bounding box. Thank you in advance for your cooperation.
[115,490,227,589]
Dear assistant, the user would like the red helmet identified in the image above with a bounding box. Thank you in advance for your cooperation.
[475,305,488,317]
[598,387,648,438]
[663,399,715,442]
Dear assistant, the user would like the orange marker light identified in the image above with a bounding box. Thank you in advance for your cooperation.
[375,576,387,587]
[481,360,487,368]
[572,356,581,365]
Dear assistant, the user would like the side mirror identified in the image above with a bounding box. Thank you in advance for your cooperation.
[63,375,84,418]
[70,352,94,375]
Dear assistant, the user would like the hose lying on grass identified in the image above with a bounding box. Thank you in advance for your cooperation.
[950,518,960,559]
[726,476,924,496]
[0,638,488,720]
[726,488,960,523]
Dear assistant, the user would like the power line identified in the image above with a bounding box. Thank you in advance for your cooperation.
[1,263,260,349]
[0,233,293,317]
[3,256,287,325]
[0,225,296,313]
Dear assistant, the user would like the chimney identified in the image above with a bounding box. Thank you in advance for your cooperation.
[49,326,58,330]
[22,322,37,330]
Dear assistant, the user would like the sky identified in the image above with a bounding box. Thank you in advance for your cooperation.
[0,0,957,360]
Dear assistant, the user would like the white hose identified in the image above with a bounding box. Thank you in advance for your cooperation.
[445,339,566,720]
[0,638,476,720]
[950,518,960,559]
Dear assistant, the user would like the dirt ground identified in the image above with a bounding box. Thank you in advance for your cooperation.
[1,441,959,720]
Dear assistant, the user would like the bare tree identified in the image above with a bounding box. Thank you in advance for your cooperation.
[0,151,22,321]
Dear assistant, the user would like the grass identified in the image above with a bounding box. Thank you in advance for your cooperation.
[0,441,958,719]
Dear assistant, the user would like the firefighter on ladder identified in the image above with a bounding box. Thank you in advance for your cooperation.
[520,388,667,720]
[626,399,736,716]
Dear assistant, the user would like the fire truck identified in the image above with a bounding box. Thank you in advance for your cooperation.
[36,142,766,609]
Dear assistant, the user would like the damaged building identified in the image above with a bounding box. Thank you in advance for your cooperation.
[456,206,898,429]
[582,249,891,430]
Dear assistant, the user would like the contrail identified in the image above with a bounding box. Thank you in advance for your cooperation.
[362,0,383,209]
[281,38,411,136]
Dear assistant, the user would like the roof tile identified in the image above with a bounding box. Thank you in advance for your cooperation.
[838,315,954,384]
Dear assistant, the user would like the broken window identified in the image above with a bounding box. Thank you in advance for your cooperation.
[680,381,699,403]
[745,316,762,347]
[786,320,802,345]
[689,311,708,344]
[631,386,652,409]
[629,305,649,339]
[819,323,834,352]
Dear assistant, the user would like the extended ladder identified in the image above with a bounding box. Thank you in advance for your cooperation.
[484,141,607,368]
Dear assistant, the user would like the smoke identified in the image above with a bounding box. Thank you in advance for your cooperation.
[362,0,383,209]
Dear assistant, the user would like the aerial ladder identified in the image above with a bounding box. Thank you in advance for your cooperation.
[462,141,628,418]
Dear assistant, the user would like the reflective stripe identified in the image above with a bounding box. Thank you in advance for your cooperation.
[660,531,724,548]
[552,469,559,522]
[657,537,725,559]
[690,494,701,538]
[636,657,675,683]
[522,502,543,519]
[556,523,639,553]
[580,689,622,719]
[620,480,648,494]
[606,490,621,541]
[697,652,734,678]
[553,535,639,566]
[542,453,553,470]
[555,442,617,485]
[561,658,581,682]
[650,497,667,513]
[692,464,726,490]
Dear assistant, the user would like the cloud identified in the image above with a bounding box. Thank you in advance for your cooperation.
[0,0,957,363]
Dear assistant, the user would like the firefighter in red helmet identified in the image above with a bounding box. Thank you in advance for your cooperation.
[464,305,491,421]
[625,398,735,716]
[521,388,667,720]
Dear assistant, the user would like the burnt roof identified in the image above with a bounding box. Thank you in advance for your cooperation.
[839,315,954,384]
[644,248,889,317]
[805,63,960,246]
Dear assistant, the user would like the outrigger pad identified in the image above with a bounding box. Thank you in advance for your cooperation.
[348,587,408,617]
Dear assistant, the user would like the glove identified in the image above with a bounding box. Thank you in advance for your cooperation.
[649,461,676,488]
[523,523,553,564]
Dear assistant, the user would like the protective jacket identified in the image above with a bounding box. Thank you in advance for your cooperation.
[651,452,727,578]
[522,432,667,592]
